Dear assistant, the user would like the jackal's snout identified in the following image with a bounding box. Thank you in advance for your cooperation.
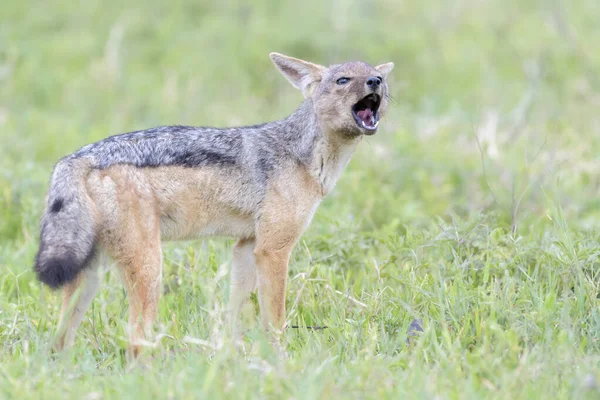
[351,75,385,133]
[366,76,382,90]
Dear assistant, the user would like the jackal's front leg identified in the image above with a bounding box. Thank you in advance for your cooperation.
[229,238,257,341]
[254,245,291,340]
[253,168,321,346]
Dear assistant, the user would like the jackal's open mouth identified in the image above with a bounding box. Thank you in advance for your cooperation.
[352,94,381,132]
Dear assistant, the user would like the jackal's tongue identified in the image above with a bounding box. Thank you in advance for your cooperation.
[357,108,375,127]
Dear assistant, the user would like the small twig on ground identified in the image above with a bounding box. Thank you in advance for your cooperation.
[289,325,328,330]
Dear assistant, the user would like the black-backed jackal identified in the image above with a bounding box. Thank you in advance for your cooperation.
[34,53,394,357]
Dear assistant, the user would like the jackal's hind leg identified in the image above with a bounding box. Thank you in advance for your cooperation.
[54,255,104,351]
[118,244,163,360]
[89,165,163,359]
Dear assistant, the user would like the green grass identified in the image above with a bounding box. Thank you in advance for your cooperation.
[1,0,600,398]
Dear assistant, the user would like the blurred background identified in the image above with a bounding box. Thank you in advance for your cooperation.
[0,0,599,309]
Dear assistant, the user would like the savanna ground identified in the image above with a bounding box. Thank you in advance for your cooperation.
[1,0,600,398]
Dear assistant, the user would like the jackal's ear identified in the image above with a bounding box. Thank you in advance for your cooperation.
[375,62,394,78]
[270,52,326,98]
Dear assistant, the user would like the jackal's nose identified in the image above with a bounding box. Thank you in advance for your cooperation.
[366,76,382,90]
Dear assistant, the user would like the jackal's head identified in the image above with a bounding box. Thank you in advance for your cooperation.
[270,52,394,136]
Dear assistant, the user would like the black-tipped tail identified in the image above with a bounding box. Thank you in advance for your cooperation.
[35,248,96,289]
[34,157,97,289]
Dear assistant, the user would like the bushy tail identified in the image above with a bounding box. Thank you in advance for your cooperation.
[35,157,97,289]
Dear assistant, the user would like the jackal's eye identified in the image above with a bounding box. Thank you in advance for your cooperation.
[336,77,351,85]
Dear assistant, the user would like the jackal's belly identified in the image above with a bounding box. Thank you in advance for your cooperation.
[159,208,255,241]
[148,166,258,241]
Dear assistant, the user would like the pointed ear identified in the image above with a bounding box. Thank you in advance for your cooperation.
[269,52,326,98]
[375,62,394,77]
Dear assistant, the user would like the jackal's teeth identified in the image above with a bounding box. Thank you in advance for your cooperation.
[361,119,379,130]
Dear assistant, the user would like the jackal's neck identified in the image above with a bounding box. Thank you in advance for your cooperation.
[284,100,361,196]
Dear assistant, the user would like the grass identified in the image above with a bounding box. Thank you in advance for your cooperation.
[1,0,600,398]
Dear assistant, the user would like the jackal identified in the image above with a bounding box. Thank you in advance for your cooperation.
[34,52,393,356]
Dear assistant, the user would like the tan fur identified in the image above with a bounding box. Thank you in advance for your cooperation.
[48,53,394,357]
